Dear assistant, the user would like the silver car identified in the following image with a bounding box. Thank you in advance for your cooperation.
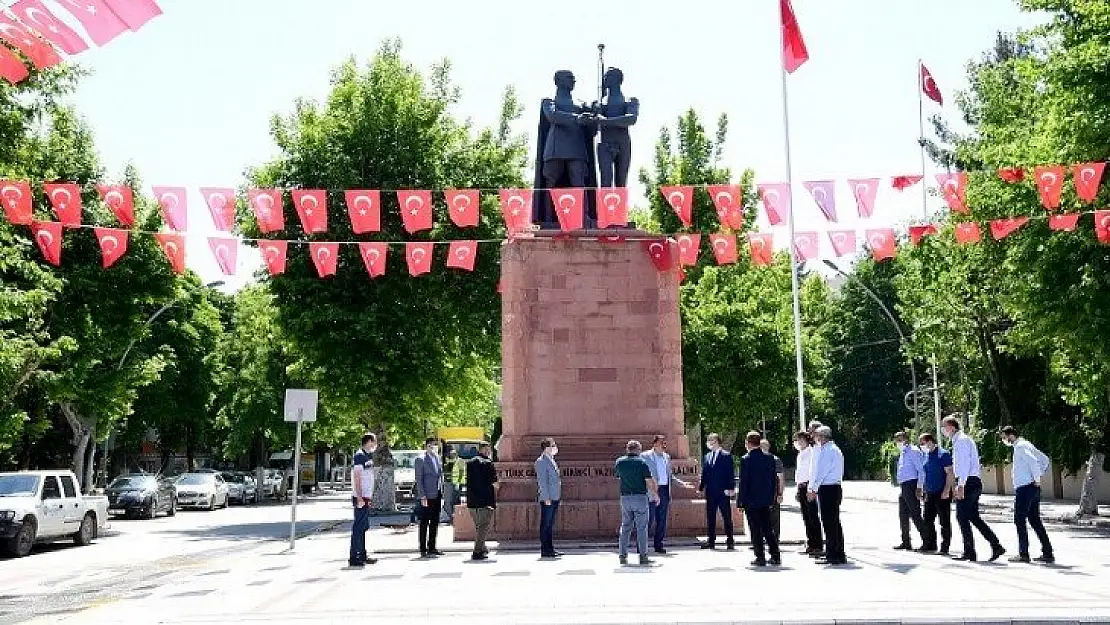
[174,473,230,510]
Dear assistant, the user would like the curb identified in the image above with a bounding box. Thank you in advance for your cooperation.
[842,494,1110,528]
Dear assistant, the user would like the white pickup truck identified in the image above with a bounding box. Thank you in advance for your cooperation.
[0,470,109,557]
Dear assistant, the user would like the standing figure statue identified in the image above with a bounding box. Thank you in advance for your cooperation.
[595,67,639,188]
[532,70,599,228]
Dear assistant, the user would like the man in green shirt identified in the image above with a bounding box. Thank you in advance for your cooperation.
[614,440,659,566]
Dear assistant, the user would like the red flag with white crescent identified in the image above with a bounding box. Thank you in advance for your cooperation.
[827,230,856,257]
[909,225,938,246]
[31,220,62,266]
[1096,210,1110,245]
[935,173,968,214]
[757,183,790,226]
[780,0,809,74]
[707,184,744,230]
[597,187,629,229]
[0,14,61,70]
[1048,213,1080,232]
[921,64,943,106]
[659,185,693,228]
[848,178,879,219]
[293,189,328,234]
[998,167,1024,184]
[152,186,188,231]
[0,46,29,85]
[397,190,433,234]
[258,240,287,276]
[990,217,1029,240]
[94,227,128,268]
[676,233,700,267]
[358,242,388,278]
[344,190,380,234]
[54,0,128,45]
[248,189,285,233]
[641,239,676,272]
[154,232,185,273]
[406,242,433,277]
[447,240,478,271]
[1,180,33,225]
[865,228,896,261]
[444,189,480,228]
[1072,162,1105,204]
[499,188,533,234]
[748,233,774,267]
[892,175,923,191]
[11,0,89,54]
[200,187,237,232]
[97,184,134,226]
[1033,166,1065,210]
[309,242,339,278]
[207,237,238,276]
[954,222,981,245]
[551,188,584,232]
[793,231,818,262]
[803,180,837,222]
[103,0,162,30]
[708,233,737,265]
[43,183,82,227]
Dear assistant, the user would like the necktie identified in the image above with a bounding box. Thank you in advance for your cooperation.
[711,450,718,467]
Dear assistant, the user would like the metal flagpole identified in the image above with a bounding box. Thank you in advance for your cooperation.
[917,58,944,440]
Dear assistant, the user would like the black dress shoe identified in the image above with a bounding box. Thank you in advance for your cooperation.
[768,557,781,566]
[700,543,716,550]
[750,559,767,567]
[938,548,950,556]
[1009,554,1031,563]
[952,553,977,562]
[1034,555,1055,564]
[428,549,446,557]
[988,545,1006,562]
[654,547,668,554]
[471,553,488,561]
[808,551,825,558]
[893,543,912,551]
[915,545,937,553]
[348,560,365,567]
[725,543,736,551]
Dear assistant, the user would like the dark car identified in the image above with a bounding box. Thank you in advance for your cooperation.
[105,474,177,519]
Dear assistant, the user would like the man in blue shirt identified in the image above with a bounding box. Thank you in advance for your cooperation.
[892,431,927,551]
[1000,426,1054,564]
[918,432,953,554]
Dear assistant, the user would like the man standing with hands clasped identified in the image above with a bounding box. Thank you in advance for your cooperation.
[535,438,563,559]
[1000,426,1054,564]
[893,431,928,551]
[414,437,446,558]
[918,432,954,555]
[466,442,498,561]
[698,433,735,550]
[349,433,378,567]
[740,432,781,567]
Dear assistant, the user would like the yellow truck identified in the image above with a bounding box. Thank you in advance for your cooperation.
[435,427,486,460]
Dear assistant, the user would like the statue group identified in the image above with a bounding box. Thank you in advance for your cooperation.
[531,67,639,228]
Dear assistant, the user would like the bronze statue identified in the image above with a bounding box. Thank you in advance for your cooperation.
[532,70,599,228]
[595,67,639,188]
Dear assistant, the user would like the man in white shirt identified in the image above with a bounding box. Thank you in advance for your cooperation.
[1000,426,1054,563]
[942,415,1005,562]
[641,435,693,554]
[807,425,846,565]
[793,431,823,555]
[349,434,378,567]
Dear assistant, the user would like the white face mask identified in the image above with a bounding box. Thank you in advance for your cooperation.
[922,444,935,453]
[793,441,804,452]
[430,445,440,455]
[1002,439,1013,447]
[708,441,719,451]
[366,444,377,454]
[942,428,954,439]
[549,446,559,456]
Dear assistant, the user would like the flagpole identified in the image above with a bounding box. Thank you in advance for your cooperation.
[917,58,944,440]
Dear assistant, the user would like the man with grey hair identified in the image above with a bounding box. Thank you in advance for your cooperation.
[614,439,658,566]
[808,425,846,565]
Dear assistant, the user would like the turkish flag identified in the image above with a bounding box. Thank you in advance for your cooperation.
[405,242,433,277]
[1033,166,1065,210]
[44,183,82,226]
[757,183,791,226]
[0,14,61,70]
[154,232,185,273]
[1073,162,1105,204]
[309,242,339,278]
[780,0,809,74]
[292,189,328,234]
[97,184,134,226]
[827,230,856,257]
[207,237,238,276]
[892,175,923,191]
[709,233,737,265]
[990,217,1029,240]
[258,240,287,276]
[793,232,819,262]
[94,227,128,268]
[0,46,29,85]
[200,187,237,232]
[707,184,744,230]
[642,239,676,272]
[152,186,188,231]
[659,185,693,228]
[397,190,433,234]
[248,189,285,233]
[499,189,532,234]
[865,228,897,261]
[998,167,1024,184]
[921,64,943,105]
[551,188,584,232]
[11,0,89,54]
[103,0,162,30]
[1096,210,1110,245]
[936,173,968,214]
[31,221,62,266]
[358,242,388,278]
[597,187,629,229]
[54,0,127,46]
[0,180,32,225]
[447,240,478,271]
[909,224,938,246]
[1048,213,1080,232]
[748,233,774,266]
[343,190,381,233]
[444,189,480,228]
[676,233,700,266]
[848,178,879,219]
[803,180,837,222]
[954,222,981,245]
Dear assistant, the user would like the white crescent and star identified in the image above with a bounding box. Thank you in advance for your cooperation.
[603,192,622,212]
[100,235,118,255]
[105,190,125,209]
[1100,215,1110,230]
[1040,172,1059,188]
[364,248,381,265]
[1080,167,1096,183]
[163,241,179,258]
[751,236,767,251]
[404,195,423,216]
[0,23,34,47]
[316,247,331,263]
[50,187,71,208]
[2,184,24,207]
[832,232,848,248]
[452,194,471,213]
[557,193,576,214]
[410,247,427,263]
[36,229,54,249]
[868,234,887,249]
[507,194,525,211]
[678,235,693,251]
[301,194,319,215]
[455,246,471,260]
[264,245,281,263]
[648,242,664,258]
[23,7,61,35]
[667,191,685,210]
[253,193,274,217]
[159,192,179,209]
[712,237,729,252]
[714,191,733,211]
[208,192,228,210]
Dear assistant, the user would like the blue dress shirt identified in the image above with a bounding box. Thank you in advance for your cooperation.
[896,444,926,485]
[1011,438,1050,488]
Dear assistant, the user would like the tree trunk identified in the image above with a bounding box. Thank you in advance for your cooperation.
[1051,461,1064,500]
[975,320,1012,425]
[1076,450,1104,517]
[84,442,97,492]
[370,422,396,513]
[61,403,94,491]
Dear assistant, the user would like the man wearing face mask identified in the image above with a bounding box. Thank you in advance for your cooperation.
[698,433,736,550]
[535,438,563,558]
[414,437,446,557]
[793,431,823,556]
[943,415,1005,562]
[918,433,953,555]
[349,433,378,567]
[1000,426,1054,564]
[808,425,846,565]
[892,431,928,551]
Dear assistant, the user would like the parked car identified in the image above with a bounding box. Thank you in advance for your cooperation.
[174,473,229,510]
[0,470,109,558]
[221,472,256,505]
[393,450,420,502]
[105,474,177,519]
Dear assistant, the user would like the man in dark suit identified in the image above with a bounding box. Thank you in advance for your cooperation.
[413,437,445,557]
[697,432,735,550]
[740,432,781,567]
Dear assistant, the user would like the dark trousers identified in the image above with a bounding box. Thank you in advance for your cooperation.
[797,482,823,551]
[955,476,1000,557]
[349,498,370,563]
[1014,484,1053,557]
[817,484,845,560]
[648,484,671,550]
[539,500,560,555]
[705,492,734,546]
[746,505,780,562]
[418,495,442,553]
[922,490,952,550]
[898,479,926,545]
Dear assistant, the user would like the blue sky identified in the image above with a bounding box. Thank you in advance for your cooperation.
[53,0,1043,288]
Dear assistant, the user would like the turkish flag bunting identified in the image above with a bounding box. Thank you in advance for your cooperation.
[1096,210,1110,245]
[803,180,837,222]
[154,232,185,273]
[597,187,630,229]
[1033,166,1066,210]
[990,217,1029,240]
[44,183,82,226]
[0,180,32,224]
[865,228,897,261]
[0,46,29,85]
[757,183,791,226]
[748,233,774,267]
[848,178,879,219]
[405,242,433,277]
[248,189,285,233]
[103,0,162,30]
[954,222,982,245]
[397,190,433,234]
[358,242,388,278]
[11,0,89,54]
[0,14,61,70]
[31,221,62,266]
[207,237,238,276]
[793,232,819,262]
[293,189,328,234]
[152,186,188,231]
[909,224,939,246]
[343,190,380,233]
[551,188,584,232]
[200,187,237,232]
[827,230,857,257]
[1073,162,1106,203]
[921,64,943,105]
[659,185,693,228]
[94,227,127,268]
[54,0,127,46]
[499,189,532,234]
[936,173,969,214]
[97,184,134,226]
[707,184,744,230]
[892,175,923,191]
[709,233,737,265]
[447,240,477,271]
[642,239,676,272]
[998,167,1024,184]
[258,240,288,276]
[780,0,809,74]
[444,189,480,228]
[1048,213,1080,232]
[676,233,701,266]
[309,242,339,278]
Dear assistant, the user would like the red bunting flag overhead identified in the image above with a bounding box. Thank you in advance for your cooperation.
[827,230,856,257]
[1033,166,1065,210]
[248,189,285,233]
[780,0,809,74]
[909,224,938,246]
[551,188,584,232]
[499,188,532,234]
[309,242,339,278]
[748,233,774,267]
[31,221,62,266]
[848,178,879,219]
[345,190,381,234]
[642,239,676,272]
[659,186,693,228]
[152,186,188,231]
[676,233,700,266]
[0,46,29,85]
[43,183,82,227]
[94,227,128,268]
[803,180,837,222]
[103,0,162,30]
[597,187,629,229]
[54,0,128,46]
[1096,210,1110,245]
[709,233,737,265]
[293,189,328,234]
[154,232,185,273]
[936,173,968,214]
[358,242,387,278]
[446,240,477,271]
[258,240,287,276]
[1048,213,1080,232]
[954,222,981,244]
[97,184,134,226]
[707,184,744,230]
[406,242,433,277]
[201,187,237,232]
[757,183,791,226]
[990,217,1029,240]
[921,64,943,106]
[1073,162,1105,203]
[892,175,923,191]
[998,167,1024,184]
[444,189,480,228]
[793,231,818,262]
[1,180,33,224]
[11,0,89,54]
[865,228,896,261]
[207,237,238,276]
[397,190,433,234]
[0,14,61,70]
